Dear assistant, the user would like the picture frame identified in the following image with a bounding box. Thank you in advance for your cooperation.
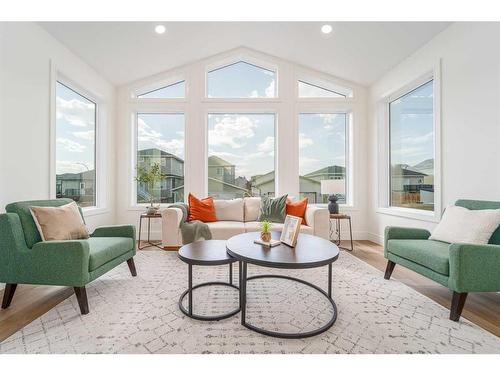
[280,214,301,247]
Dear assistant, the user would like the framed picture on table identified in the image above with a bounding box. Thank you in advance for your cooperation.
[280,215,301,247]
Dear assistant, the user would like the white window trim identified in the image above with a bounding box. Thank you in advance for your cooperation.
[49,61,108,215]
[124,48,359,208]
[131,73,187,100]
[377,61,442,222]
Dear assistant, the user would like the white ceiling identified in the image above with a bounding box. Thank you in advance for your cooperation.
[40,22,451,86]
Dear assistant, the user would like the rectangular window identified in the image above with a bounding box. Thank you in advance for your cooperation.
[136,113,185,204]
[55,81,97,207]
[389,80,434,211]
[299,113,347,204]
[207,113,275,199]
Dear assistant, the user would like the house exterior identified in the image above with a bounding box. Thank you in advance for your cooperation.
[137,148,184,203]
[56,169,96,207]
[391,164,434,209]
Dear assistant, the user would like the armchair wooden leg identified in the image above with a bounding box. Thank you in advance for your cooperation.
[384,260,396,280]
[1,283,18,309]
[127,257,137,277]
[450,292,468,321]
[74,286,89,315]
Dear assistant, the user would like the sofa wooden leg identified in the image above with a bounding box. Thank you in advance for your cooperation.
[450,292,468,321]
[384,261,396,280]
[1,283,18,309]
[74,286,89,315]
[127,258,137,277]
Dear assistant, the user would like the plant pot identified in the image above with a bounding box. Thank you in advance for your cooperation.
[146,206,158,215]
[260,231,271,243]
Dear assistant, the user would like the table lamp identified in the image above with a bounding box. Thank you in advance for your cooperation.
[320,179,345,214]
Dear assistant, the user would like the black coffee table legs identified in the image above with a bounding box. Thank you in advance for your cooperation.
[239,262,337,339]
[179,263,240,321]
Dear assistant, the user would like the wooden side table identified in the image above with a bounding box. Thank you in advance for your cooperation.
[138,212,163,250]
[329,213,354,252]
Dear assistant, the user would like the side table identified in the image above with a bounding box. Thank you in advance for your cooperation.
[329,213,354,252]
[138,212,163,250]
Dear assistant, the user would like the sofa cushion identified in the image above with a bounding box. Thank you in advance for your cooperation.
[244,197,261,222]
[244,221,314,235]
[429,205,500,245]
[88,237,135,271]
[206,221,245,240]
[214,198,244,221]
[30,201,89,241]
[286,197,308,225]
[387,239,450,275]
[5,198,81,248]
[188,193,217,222]
[257,194,288,223]
[455,199,500,245]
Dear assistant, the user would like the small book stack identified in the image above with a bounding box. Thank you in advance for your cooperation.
[253,239,281,247]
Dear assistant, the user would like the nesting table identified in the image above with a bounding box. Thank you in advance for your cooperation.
[178,232,340,339]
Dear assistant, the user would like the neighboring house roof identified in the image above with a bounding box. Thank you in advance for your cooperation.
[304,165,345,178]
[392,164,428,177]
[208,177,249,192]
[56,170,95,180]
[138,148,184,163]
[252,170,321,187]
[208,155,235,168]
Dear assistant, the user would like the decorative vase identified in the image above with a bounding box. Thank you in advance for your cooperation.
[328,194,339,214]
[261,231,271,243]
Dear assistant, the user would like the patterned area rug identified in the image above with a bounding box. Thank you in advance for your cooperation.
[1,250,499,354]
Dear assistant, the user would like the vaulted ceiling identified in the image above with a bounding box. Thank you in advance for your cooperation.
[40,22,451,86]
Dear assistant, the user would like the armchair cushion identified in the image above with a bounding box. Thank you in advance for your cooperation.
[5,198,80,248]
[386,239,450,275]
[87,237,135,271]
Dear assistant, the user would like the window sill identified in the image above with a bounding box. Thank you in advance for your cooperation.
[83,207,110,217]
[376,206,440,223]
[310,203,358,211]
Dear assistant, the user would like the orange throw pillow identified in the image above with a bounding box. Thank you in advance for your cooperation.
[286,197,308,225]
[188,193,217,222]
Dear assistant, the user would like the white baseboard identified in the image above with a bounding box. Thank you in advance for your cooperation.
[367,232,384,245]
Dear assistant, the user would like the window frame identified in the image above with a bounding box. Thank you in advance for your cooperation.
[298,111,352,206]
[205,111,278,200]
[132,111,187,207]
[377,64,442,222]
[50,68,107,215]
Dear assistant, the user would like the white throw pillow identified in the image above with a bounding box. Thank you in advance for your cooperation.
[213,198,244,221]
[429,205,500,244]
[243,197,261,222]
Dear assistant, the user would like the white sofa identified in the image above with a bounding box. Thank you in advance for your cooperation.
[161,197,329,247]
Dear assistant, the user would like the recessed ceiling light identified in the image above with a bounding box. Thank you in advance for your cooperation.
[321,24,333,34]
[155,25,166,34]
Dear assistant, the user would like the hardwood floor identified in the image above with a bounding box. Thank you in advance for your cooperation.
[1,240,499,343]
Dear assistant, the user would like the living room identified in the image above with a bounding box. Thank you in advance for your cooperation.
[1,0,499,370]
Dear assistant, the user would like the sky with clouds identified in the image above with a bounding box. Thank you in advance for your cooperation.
[390,80,434,168]
[56,82,96,174]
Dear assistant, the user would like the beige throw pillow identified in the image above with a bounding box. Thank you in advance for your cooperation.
[214,198,244,221]
[30,202,89,241]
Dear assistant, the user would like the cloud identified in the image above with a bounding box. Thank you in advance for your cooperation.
[265,80,275,97]
[57,137,85,152]
[257,136,275,154]
[299,133,314,148]
[299,156,320,172]
[56,160,92,174]
[56,97,95,128]
[208,116,256,148]
[138,119,184,158]
[73,130,95,141]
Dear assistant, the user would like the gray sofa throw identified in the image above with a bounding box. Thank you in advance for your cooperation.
[169,203,212,244]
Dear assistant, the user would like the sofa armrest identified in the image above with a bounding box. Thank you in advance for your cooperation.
[161,207,183,247]
[384,226,431,257]
[91,225,136,241]
[21,240,91,286]
[304,205,329,239]
[449,243,500,293]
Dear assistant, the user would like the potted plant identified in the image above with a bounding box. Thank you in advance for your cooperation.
[135,162,163,214]
[260,220,271,243]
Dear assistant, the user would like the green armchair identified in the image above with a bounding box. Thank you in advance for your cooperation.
[0,199,137,315]
[384,199,500,321]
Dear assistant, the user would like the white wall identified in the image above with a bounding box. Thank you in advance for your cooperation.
[114,48,370,240]
[367,22,500,243]
[0,23,116,231]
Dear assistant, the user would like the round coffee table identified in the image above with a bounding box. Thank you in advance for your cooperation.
[178,240,240,321]
[226,231,339,339]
